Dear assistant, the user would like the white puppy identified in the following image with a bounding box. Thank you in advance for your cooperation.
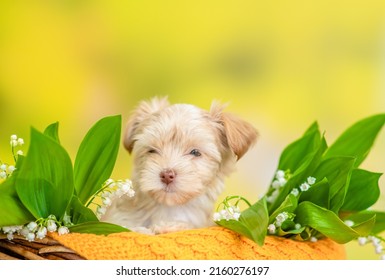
[101,97,258,234]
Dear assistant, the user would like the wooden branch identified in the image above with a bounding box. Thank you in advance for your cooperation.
[0,235,84,260]
[39,245,77,254]
[0,240,46,260]
[0,251,19,260]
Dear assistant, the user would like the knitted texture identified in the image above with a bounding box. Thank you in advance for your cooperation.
[50,227,345,260]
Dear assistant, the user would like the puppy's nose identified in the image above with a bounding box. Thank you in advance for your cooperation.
[160,169,176,185]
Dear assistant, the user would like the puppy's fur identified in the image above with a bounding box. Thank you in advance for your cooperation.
[101,97,258,234]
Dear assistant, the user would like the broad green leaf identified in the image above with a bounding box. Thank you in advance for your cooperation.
[313,156,355,213]
[269,194,297,224]
[303,121,320,135]
[0,177,34,226]
[299,178,330,209]
[350,215,376,237]
[240,197,269,245]
[44,122,60,143]
[324,114,385,168]
[269,136,327,213]
[277,123,321,172]
[68,195,99,224]
[217,197,268,246]
[216,219,256,242]
[347,211,385,235]
[15,128,74,219]
[295,202,370,243]
[341,169,381,212]
[74,115,121,204]
[69,221,130,235]
[278,221,305,236]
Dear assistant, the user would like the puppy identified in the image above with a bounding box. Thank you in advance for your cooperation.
[101,96,258,234]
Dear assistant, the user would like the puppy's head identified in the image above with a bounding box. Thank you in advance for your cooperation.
[124,96,258,206]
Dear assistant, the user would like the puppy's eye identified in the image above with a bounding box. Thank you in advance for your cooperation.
[148,149,158,154]
[189,149,201,157]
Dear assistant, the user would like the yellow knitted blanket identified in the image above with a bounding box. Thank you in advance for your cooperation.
[50,227,345,260]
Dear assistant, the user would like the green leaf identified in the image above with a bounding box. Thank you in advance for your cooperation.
[347,211,385,235]
[350,215,376,237]
[313,156,356,213]
[74,115,121,204]
[299,178,330,209]
[217,197,269,246]
[341,169,381,212]
[15,128,74,219]
[269,194,297,224]
[278,221,305,236]
[295,202,372,243]
[324,114,385,168]
[44,122,60,143]
[0,177,34,226]
[277,122,322,172]
[67,196,99,224]
[69,221,130,235]
[269,136,327,213]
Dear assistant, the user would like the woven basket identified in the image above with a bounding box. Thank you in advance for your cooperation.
[0,227,346,260]
[0,234,84,260]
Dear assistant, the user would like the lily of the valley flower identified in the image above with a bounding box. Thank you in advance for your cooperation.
[0,214,70,242]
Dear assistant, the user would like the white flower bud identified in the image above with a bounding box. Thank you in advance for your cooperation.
[7,165,16,173]
[10,140,18,147]
[0,171,6,179]
[2,226,12,233]
[46,220,57,232]
[102,197,112,207]
[307,176,316,185]
[276,170,285,179]
[10,135,17,141]
[233,212,241,221]
[0,164,7,171]
[278,177,287,187]
[101,191,111,198]
[27,221,38,232]
[291,188,299,196]
[26,232,35,242]
[276,212,289,224]
[97,206,107,216]
[58,226,69,235]
[36,227,47,239]
[272,180,281,189]
[105,178,115,185]
[310,236,318,242]
[268,224,276,234]
[299,182,310,192]
[6,233,14,240]
[375,245,383,255]
[20,226,30,237]
[213,212,222,221]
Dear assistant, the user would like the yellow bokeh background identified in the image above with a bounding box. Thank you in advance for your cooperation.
[1,0,385,259]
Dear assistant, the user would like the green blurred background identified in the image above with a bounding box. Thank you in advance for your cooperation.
[1,0,384,259]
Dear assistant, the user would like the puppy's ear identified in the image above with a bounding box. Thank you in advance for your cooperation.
[210,101,258,160]
[124,96,170,153]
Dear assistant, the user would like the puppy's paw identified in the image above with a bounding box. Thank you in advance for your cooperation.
[152,222,191,234]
